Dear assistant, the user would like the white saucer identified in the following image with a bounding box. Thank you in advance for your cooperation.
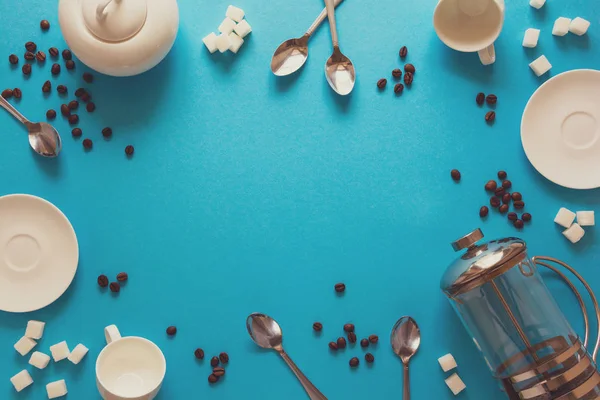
[521,69,600,189]
[0,194,78,312]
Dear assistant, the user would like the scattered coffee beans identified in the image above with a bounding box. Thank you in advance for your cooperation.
[404,64,415,73]
[35,51,46,62]
[208,374,219,383]
[343,323,355,333]
[42,81,52,93]
[68,100,79,110]
[194,348,205,359]
[476,92,485,105]
[479,206,489,217]
[490,196,500,208]
[399,46,408,58]
[24,51,35,61]
[392,68,402,78]
[347,332,357,343]
[394,83,404,94]
[1,89,13,99]
[329,342,338,351]
[494,187,505,197]
[75,88,85,97]
[404,72,413,85]
[485,111,496,123]
[365,353,375,363]
[116,272,128,282]
[86,102,96,112]
[49,47,59,58]
[485,180,497,191]
[377,78,387,89]
[451,169,461,181]
[12,88,21,99]
[486,94,497,105]
[57,84,67,94]
[360,339,369,348]
[81,92,91,102]
[65,60,75,70]
[125,145,134,156]
[210,356,219,367]
[334,283,346,293]
[71,128,82,137]
[62,49,72,60]
[511,192,522,201]
[502,180,512,189]
[46,109,56,119]
[22,64,32,75]
[349,357,359,368]
[9,54,18,64]
[337,337,347,349]
[97,274,109,288]
[508,212,517,221]
[51,63,61,75]
[166,326,177,336]
[499,204,509,214]
[40,20,50,30]
[213,367,225,377]
[82,138,93,149]
[514,219,524,229]
[522,213,532,222]
[25,42,37,52]
[502,193,511,204]
[83,72,94,83]
[219,352,229,364]
[102,127,112,138]
[368,335,378,344]
[498,171,507,179]
[514,201,525,209]
[313,322,323,332]
[68,114,79,125]
[109,282,120,293]
[61,104,70,116]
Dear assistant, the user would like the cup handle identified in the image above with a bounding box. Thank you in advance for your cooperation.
[478,44,496,65]
[105,325,122,345]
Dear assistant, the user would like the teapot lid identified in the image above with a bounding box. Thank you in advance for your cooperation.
[440,229,527,298]
[82,0,147,43]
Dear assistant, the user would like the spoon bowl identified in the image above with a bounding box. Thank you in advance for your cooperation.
[325,48,355,96]
[391,316,421,363]
[246,313,284,350]
[27,122,62,158]
[271,36,309,76]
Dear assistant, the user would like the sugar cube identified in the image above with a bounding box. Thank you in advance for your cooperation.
[46,379,68,399]
[215,34,232,53]
[228,32,245,54]
[438,353,458,372]
[553,17,572,36]
[570,17,591,36]
[68,344,89,365]
[50,341,70,362]
[577,211,595,226]
[234,20,252,38]
[29,351,51,369]
[523,28,540,48]
[529,0,545,9]
[202,33,219,54]
[445,373,467,395]
[25,320,45,339]
[218,17,236,35]
[529,55,552,76]
[14,336,37,356]
[226,5,245,23]
[563,223,585,243]
[10,370,33,392]
[555,207,576,228]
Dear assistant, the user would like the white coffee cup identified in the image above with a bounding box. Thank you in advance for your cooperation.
[96,325,166,400]
[433,0,505,65]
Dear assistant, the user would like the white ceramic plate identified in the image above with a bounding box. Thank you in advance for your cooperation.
[0,194,78,312]
[521,69,600,189]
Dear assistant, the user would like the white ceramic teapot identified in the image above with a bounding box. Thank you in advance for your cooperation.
[58,0,179,77]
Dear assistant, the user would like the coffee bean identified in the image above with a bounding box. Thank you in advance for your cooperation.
[502,180,512,189]
[485,111,496,123]
[71,128,82,138]
[476,92,485,105]
[210,356,219,367]
[86,102,96,112]
[49,47,59,58]
[377,78,387,89]
[347,332,357,344]
[219,352,229,364]
[213,367,225,377]
[12,88,22,99]
[1,89,13,99]
[83,72,94,83]
[394,83,404,94]
[484,180,497,191]
[81,92,91,102]
[499,204,509,214]
[498,171,507,179]
[51,63,61,75]
[490,196,501,208]
[392,68,402,78]
[337,337,347,349]
[349,357,359,368]
[62,49,72,60]
[8,54,18,64]
[102,127,113,138]
[479,206,489,217]
[507,212,517,221]
[40,20,50,30]
[68,114,79,125]
[511,192,522,201]
[399,46,408,58]
[109,282,120,292]
[125,145,135,156]
[25,41,37,52]
[166,326,177,336]
[514,201,525,209]
[494,187,505,197]
[208,374,219,384]
[68,100,79,110]
[66,60,75,70]
[514,219,524,229]
[313,322,323,332]
[55,85,66,94]
[46,109,56,119]
[97,274,109,287]
[328,342,338,351]
[451,169,461,181]
[522,213,532,222]
[502,193,511,204]
[83,138,93,149]
[404,72,413,85]
[360,338,369,348]
[36,51,46,62]
[365,353,375,363]
[194,348,205,359]
[368,335,379,344]
[22,64,32,75]
[404,64,415,73]
[24,51,35,61]
[117,272,128,282]
[486,94,497,105]
[343,323,355,333]
[334,283,346,293]
[42,81,52,93]
[75,88,85,97]
[61,104,70,116]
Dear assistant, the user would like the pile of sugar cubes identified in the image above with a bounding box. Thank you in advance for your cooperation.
[525,0,590,77]
[10,320,88,398]
[554,207,595,244]
[203,5,252,54]
[438,353,466,396]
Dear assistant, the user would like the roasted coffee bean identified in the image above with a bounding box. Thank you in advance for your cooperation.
[479,206,489,217]
[343,323,355,333]
[75,88,85,97]
[68,114,79,125]
[499,204,509,214]
[25,41,37,52]
[83,72,94,83]
[210,356,219,367]
[40,20,50,30]
[12,88,22,99]
[485,111,496,123]
[61,104,70,116]
[1,89,13,99]
[360,339,369,348]
[194,348,205,359]
[368,335,379,344]
[392,68,402,78]
[83,138,93,149]
[125,145,134,156]
[219,352,229,364]
[49,47,59,58]
[166,326,177,336]
[208,374,219,383]
[377,78,387,89]
[65,60,75,70]
[81,92,91,102]
[109,282,120,292]
[451,169,461,181]
[365,353,375,363]
[62,49,72,60]
[313,322,323,332]
[404,64,415,73]
[86,102,96,112]
[508,212,517,221]
[502,193,511,204]
[514,219,524,229]
[486,94,497,105]
[334,283,346,293]
[51,63,61,75]
[46,109,56,119]
[102,127,113,138]
[22,63,32,75]
[511,192,522,201]
[213,367,225,377]
[522,213,532,222]
[36,51,46,62]
[404,72,413,85]
[9,54,18,64]
[117,272,128,282]
[476,92,485,105]
[42,81,52,93]
[394,83,404,94]
[71,128,82,138]
[502,180,512,189]
[337,337,347,349]
[68,100,79,110]
[329,342,338,351]
[347,332,357,343]
[514,201,525,209]
[494,187,505,197]
[97,274,109,287]
[24,51,35,61]
[56,84,67,94]
[498,171,507,179]
[399,46,408,58]
[349,357,359,368]
[490,196,501,208]
[484,180,497,191]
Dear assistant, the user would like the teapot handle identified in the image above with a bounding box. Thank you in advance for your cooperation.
[532,256,600,361]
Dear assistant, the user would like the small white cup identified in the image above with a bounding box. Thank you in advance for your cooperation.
[96,325,166,400]
[433,0,505,65]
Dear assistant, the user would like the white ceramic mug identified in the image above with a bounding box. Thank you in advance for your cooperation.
[433,0,505,65]
[96,325,166,400]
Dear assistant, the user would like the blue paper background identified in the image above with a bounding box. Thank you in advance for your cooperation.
[1,0,599,398]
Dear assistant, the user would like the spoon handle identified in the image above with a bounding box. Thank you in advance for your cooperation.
[0,95,30,126]
[324,0,340,48]
[279,350,328,400]
[305,0,344,37]
[403,363,410,400]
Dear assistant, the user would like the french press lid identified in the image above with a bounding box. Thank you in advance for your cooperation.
[440,229,527,297]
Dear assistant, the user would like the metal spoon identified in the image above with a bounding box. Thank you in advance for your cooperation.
[246,313,327,400]
[271,0,344,76]
[0,96,61,157]
[323,0,355,95]
[391,316,421,400]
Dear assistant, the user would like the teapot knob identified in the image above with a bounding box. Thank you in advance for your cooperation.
[451,229,484,252]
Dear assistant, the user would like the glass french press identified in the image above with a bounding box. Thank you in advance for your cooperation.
[441,229,600,399]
